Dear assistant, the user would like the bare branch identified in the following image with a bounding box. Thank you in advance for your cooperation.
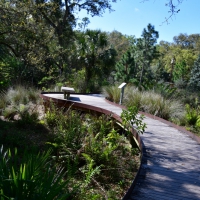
[140,0,184,24]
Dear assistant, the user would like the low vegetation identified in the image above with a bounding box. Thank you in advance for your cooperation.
[0,86,145,200]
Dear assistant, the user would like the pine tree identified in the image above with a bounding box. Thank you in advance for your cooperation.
[134,23,159,86]
[115,50,138,84]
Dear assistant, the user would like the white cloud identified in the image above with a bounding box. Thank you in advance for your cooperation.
[134,8,140,12]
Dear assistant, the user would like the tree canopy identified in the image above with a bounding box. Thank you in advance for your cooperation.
[0,0,198,92]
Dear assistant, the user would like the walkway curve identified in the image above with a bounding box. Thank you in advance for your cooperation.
[40,93,200,200]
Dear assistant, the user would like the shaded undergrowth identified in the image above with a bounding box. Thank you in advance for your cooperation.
[0,86,142,200]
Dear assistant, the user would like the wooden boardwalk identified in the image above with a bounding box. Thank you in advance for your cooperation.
[43,94,200,200]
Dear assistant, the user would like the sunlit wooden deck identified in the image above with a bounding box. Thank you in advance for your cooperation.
[42,93,200,200]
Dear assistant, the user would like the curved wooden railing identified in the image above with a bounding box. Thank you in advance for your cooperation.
[40,92,144,199]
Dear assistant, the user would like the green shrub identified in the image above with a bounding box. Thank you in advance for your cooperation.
[195,117,200,128]
[17,109,39,127]
[121,106,146,136]
[153,83,178,99]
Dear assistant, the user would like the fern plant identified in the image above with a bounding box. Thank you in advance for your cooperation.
[185,104,199,126]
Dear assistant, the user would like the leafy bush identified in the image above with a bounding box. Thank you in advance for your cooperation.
[153,83,178,99]
[0,91,7,112]
[1,85,142,200]
[121,106,146,136]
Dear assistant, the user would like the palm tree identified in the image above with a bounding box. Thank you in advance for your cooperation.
[75,29,116,92]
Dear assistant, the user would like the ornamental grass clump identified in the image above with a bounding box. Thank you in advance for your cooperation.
[102,85,121,103]
[124,86,184,121]
[124,86,142,109]
[1,85,41,121]
[5,85,40,106]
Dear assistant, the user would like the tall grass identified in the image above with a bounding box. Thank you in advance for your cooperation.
[124,86,184,121]
[102,85,121,103]
[0,85,41,120]
[124,86,142,108]
[0,91,7,114]
[6,85,40,105]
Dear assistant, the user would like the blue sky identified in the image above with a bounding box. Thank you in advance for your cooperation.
[76,0,200,43]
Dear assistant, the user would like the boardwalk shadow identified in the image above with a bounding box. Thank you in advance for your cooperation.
[69,97,81,102]
[130,130,200,200]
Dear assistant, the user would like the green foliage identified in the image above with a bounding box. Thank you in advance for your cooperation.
[3,107,17,120]
[135,23,159,86]
[121,106,146,136]
[114,24,159,87]
[45,102,60,128]
[38,76,56,89]
[0,86,41,122]
[43,105,139,199]
[185,104,199,126]
[115,50,137,83]
[0,147,70,200]
[124,86,142,108]
[81,153,101,186]
[68,69,86,92]
[107,30,131,62]
[155,33,200,86]
[5,86,40,106]
[173,60,187,81]
[75,29,117,92]
[17,105,39,126]
[0,91,7,114]
[0,62,11,90]
[153,83,178,99]
[189,55,200,90]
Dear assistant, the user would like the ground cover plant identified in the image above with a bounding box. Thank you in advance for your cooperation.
[44,103,143,199]
[0,86,143,200]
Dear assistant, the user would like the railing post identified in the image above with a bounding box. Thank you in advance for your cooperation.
[118,82,126,105]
